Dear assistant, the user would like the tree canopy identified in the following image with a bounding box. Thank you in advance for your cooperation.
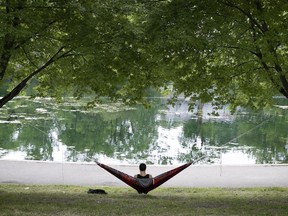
[143,0,288,111]
[1,0,288,111]
[0,0,156,108]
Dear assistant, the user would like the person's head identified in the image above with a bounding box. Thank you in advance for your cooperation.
[139,163,146,171]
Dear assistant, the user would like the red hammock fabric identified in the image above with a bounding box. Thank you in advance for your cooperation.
[96,161,192,194]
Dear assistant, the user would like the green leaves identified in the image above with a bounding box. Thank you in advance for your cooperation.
[1,0,288,110]
[0,1,158,107]
[143,0,288,111]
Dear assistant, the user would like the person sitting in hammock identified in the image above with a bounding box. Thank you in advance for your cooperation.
[134,163,152,179]
[96,161,192,194]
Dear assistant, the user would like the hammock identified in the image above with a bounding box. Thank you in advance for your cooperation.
[96,161,192,194]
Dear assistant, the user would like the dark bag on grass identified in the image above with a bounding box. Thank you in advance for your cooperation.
[87,189,107,194]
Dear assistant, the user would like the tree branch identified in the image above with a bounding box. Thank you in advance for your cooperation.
[21,47,38,69]
[0,47,68,108]
[220,0,265,33]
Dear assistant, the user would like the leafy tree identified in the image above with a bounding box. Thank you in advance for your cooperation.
[2,0,288,112]
[144,0,288,111]
[0,0,156,108]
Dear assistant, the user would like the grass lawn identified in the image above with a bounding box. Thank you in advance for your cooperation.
[0,184,288,215]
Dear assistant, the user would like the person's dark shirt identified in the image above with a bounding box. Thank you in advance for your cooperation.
[136,174,150,179]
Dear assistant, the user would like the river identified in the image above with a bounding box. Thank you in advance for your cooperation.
[0,97,287,165]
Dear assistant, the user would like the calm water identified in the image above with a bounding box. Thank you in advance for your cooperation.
[0,97,287,165]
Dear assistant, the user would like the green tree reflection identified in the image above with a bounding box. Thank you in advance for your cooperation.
[0,98,287,164]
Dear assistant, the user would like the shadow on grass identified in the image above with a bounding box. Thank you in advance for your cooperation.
[0,185,288,215]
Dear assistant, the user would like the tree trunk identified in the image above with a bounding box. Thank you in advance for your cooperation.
[0,77,29,108]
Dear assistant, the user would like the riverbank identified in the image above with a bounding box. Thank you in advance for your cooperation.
[1,160,288,187]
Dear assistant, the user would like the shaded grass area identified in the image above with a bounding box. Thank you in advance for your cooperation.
[0,185,288,215]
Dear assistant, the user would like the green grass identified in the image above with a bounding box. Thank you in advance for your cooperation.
[0,185,288,215]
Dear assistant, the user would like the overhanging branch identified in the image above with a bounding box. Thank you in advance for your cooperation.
[0,47,71,108]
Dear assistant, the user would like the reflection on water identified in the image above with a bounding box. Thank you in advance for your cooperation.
[0,97,287,165]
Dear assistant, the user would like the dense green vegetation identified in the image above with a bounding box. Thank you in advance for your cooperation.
[0,185,288,216]
[144,0,288,111]
[1,1,288,110]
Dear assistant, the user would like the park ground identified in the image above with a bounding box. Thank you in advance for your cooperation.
[1,160,288,215]
[0,185,288,215]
